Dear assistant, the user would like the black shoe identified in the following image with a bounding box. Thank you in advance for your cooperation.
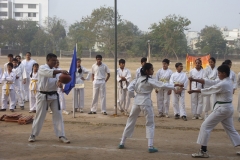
[0,109,6,111]
[20,106,24,110]
[182,116,187,121]
[174,114,180,119]
[102,112,108,115]
[88,111,96,114]
[10,109,14,112]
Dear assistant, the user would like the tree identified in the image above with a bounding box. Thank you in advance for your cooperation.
[149,14,191,60]
[195,25,226,57]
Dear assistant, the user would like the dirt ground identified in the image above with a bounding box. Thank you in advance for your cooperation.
[0,56,240,160]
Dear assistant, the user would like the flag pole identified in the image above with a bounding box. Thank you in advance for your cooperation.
[72,43,77,118]
[114,0,118,116]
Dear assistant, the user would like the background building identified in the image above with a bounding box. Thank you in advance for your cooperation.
[0,0,48,26]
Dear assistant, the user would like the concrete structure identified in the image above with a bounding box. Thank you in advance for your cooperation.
[0,0,48,26]
[220,27,240,48]
[186,31,200,51]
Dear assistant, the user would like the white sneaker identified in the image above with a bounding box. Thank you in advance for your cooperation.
[59,136,70,143]
[192,116,197,120]
[28,135,35,142]
[165,114,169,118]
[192,149,209,158]
[49,111,53,114]
[62,110,70,115]
[198,116,203,120]
[79,109,84,113]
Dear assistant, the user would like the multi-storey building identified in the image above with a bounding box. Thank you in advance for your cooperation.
[0,0,48,26]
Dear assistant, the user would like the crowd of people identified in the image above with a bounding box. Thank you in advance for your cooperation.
[0,52,240,157]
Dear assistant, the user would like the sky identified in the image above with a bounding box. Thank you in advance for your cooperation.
[49,0,240,32]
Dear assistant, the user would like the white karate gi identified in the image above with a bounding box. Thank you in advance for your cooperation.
[21,59,37,101]
[74,66,90,109]
[202,66,218,113]
[122,76,174,140]
[237,72,240,112]
[12,66,24,107]
[197,77,240,147]
[117,68,131,111]
[170,71,188,117]
[135,67,141,79]
[189,68,204,115]
[90,63,110,112]
[1,71,16,109]
[18,63,25,101]
[230,70,237,90]
[29,72,38,111]
[0,68,2,83]
[31,64,66,137]
[155,68,172,115]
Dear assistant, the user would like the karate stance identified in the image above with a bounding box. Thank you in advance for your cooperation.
[118,63,182,153]
[28,53,70,143]
[189,65,240,158]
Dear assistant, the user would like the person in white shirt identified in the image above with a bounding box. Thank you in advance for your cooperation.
[222,60,237,92]
[189,65,240,158]
[22,52,37,102]
[0,67,2,84]
[12,58,24,110]
[3,54,14,72]
[118,63,182,153]
[202,57,218,119]
[117,59,131,115]
[135,57,147,79]
[155,59,173,118]
[28,53,70,144]
[237,72,240,122]
[88,55,110,115]
[29,63,39,113]
[74,58,90,113]
[15,55,24,101]
[170,62,188,121]
[0,63,16,112]
[189,58,204,120]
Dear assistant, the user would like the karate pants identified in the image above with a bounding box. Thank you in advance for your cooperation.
[237,92,240,112]
[90,82,106,112]
[29,90,37,111]
[191,92,203,115]
[122,105,155,139]
[23,78,30,101]
[31,93,65,137]
[203,94,216,112]
[117,88,131,111]
[74,88,84,109]
[1,89,15,109]
[172,91,187,117]
[197,104,240,146]
[156,89,170,114]
[19,79,24,101]
[15,83,24,106]
[58,88,66,110]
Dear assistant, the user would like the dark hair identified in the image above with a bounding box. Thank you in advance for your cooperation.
[119,59,125,64]
[217,65,230,77]
[7,62,13,68]
[195,58,203,69]
[175,62,182,68]
[162,59,170,64]
[140,63,153,83]
[77,58,82,74]
[8,54,13,58]
[30,63,39,78]
[209,57,216,63]
[12,58,18,62]
[15,55,21,59]
[46,53,57,61]
[141,57,147,63]
[96,55,102,59]
[224,59,232,65]
[26,52,31,56]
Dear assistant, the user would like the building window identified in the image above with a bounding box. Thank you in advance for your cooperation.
[15,4,23,8]
[15,12,23,17]
[28,13,37,17]
[0,12,7,16]
[0,3,7,8]
[28,4,36,9]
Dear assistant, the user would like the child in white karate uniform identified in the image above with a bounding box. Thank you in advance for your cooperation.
[237,71,240,122]
[135,57,147,79]
[0,63,16,112]
[12,58,24,110]
[189,65,240,158]
[155,59,172,118]
[202,57,218,119]
[170,62,188,121]
[189,58,204,120]
[118,63,182,153]
[74,58,90,113]
[29,63,39,113]
[117,59,131,115]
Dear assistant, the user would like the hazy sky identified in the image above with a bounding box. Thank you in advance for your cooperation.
[49,0,240,32]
